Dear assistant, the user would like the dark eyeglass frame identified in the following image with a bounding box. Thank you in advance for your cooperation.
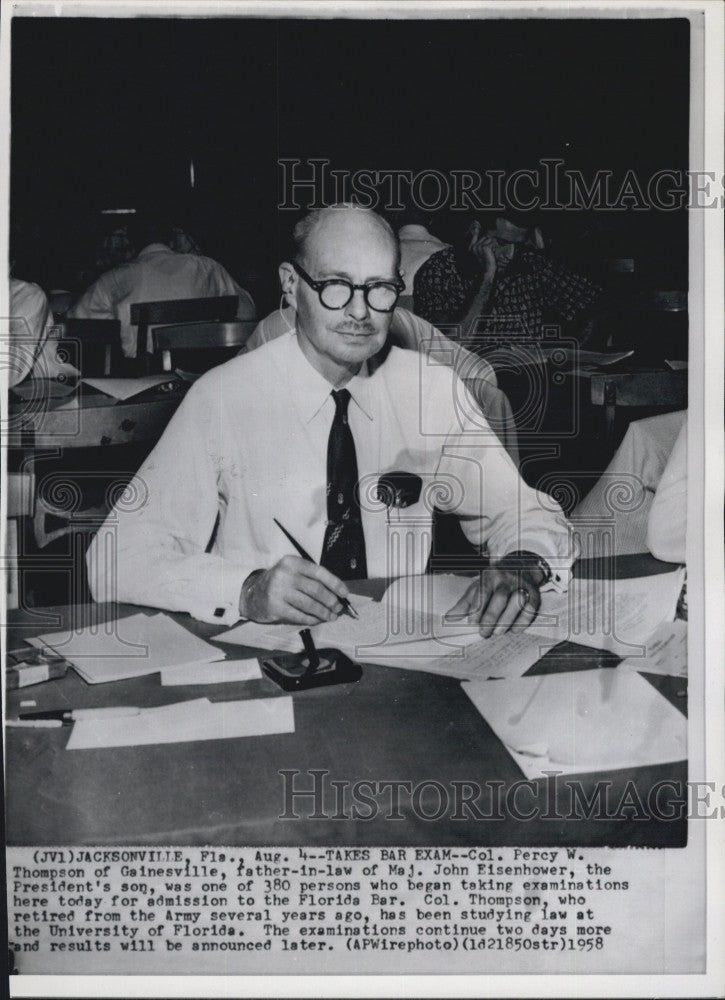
[292,261,404,313]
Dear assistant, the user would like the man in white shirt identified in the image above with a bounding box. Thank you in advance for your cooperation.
[69,215,256,358]
[8,277,80,386]
[88,205,574,634]
[396,208,451,297]
[571,409,686,560]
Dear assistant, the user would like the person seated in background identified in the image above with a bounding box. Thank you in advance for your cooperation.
[7,276,80,387]
[395,206,451,302]
[88,204,575,634]
[413,209,605,348]
[570,409,687,561]
[69,213,256,358]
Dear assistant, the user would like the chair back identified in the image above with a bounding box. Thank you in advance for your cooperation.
[130,295,239,367]
[59,318,121,375]
[590,369,687,450]
[152,320,258,372]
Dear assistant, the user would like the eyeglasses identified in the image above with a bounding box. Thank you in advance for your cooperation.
[292,261,404,313]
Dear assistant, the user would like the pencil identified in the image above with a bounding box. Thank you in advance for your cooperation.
[273,518,359,619]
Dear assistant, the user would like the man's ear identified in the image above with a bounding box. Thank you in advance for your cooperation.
[278,262,297,307]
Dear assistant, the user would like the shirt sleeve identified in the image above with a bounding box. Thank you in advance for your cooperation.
[413,248,471,327]
[86,381,255,624]
[68,272,116,321]
[8,283,51,386]
[647,417,687,563]
[435,381,576,589]
[541,256,603,322]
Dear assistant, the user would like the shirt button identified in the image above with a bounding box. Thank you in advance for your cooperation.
[350,558,357,570]
[338,493,344,505]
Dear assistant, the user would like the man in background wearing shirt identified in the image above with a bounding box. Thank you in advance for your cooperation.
[70,213,256,358]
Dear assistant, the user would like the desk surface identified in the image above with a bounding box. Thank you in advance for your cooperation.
[5,555,686,847]
[6,380,188,449]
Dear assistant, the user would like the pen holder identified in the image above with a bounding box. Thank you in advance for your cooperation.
[260,648,362,691]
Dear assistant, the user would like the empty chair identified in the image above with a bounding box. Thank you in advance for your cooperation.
[590,368,688,451]
[130,295,239,371]
[58,317,121,376]
[152,320,258,372]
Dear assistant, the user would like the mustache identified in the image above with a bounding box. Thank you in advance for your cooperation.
[334,322,377,334]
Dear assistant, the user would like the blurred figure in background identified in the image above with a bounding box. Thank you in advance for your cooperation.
[69,213,256,358]
[413,209,605,348]
[7,275,80,387]
[395,206,451,304]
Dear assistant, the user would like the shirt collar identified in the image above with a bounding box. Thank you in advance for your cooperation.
[399,224,436,240]
[137,243,174,258]
[284,330,375,424]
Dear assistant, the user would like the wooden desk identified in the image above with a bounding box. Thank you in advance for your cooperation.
[5,555,686,847]
[6,379,187,450]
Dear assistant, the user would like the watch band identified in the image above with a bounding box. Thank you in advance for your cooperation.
[501,550,552,585]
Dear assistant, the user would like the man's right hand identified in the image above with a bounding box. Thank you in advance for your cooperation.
[469,233,497,278]
[239,555,351,625]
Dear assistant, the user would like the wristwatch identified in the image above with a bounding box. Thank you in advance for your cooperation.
[501,550,552,586]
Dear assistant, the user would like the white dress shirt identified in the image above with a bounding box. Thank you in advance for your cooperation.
[87,331,574,624]
[8,278,80,386]
[398,224,451,296]
[69,243,256,358]
[572,409,687,559]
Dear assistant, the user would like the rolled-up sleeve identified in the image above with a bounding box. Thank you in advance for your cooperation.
[86,383,254,624]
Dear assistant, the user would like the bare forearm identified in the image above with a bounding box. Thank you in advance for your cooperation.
[458,273,495,349]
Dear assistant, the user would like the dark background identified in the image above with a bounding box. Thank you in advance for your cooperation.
[11,15,690,313]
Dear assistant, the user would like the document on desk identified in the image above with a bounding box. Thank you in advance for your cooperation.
[81,375,180,400]
[29,613,225,684]
[160,658,263,686]
[217,569,684,677]
[462,669,687,780]
[562,567,686,657]
[218,576,562,679]
[618,620,687,678]
[65,695,294,750]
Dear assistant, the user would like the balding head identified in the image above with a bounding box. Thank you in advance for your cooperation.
[291,204,401,273]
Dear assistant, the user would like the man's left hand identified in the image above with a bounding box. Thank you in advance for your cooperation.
[445,564,543,639]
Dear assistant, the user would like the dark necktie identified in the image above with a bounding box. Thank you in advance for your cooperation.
[320,389,367,580]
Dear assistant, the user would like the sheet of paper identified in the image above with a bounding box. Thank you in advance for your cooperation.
[65,695,294,750]
[11,377,77,400]
[562,568,685,656]
[81,375,178,400]
[462,669,687,779]
[29,613,225,684]
[160,658,262,686]
[618,620,687,678]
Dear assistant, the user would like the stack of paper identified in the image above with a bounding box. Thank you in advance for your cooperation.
[65,695,294,750]
[29,613,225,684]
[462,669,687,779]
